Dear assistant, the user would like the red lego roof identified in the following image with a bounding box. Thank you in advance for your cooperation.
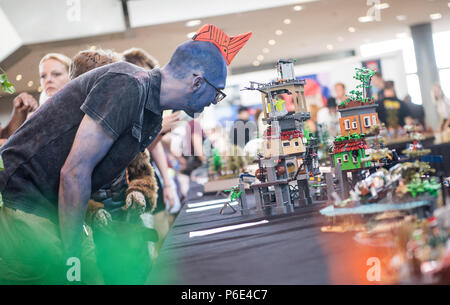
[332,138,369,154]
[280,130,303,141]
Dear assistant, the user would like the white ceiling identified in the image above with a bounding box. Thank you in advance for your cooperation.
[1,0,450,95]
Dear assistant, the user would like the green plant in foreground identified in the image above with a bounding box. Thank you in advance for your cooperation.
[0,67,16,94]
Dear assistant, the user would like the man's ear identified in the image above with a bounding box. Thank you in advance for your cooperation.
[193,75,203,92]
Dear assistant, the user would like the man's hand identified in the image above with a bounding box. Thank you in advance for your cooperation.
[161,111,181,135]
[13,92,38,113]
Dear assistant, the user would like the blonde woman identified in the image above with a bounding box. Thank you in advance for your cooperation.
[39,53,71,101]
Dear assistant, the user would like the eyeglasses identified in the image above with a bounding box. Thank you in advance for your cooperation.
[193,73,226,103]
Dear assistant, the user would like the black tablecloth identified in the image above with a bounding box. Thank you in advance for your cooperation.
[148,183,392,285]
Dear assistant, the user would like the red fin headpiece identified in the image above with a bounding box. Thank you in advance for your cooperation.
[192,24,252,66]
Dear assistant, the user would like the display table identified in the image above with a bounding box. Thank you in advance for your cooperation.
[148,183,394,285]
[387,140,450,176]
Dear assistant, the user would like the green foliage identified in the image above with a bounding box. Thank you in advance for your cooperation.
[345,67,376,104]
[224,186,242,201]
[0,71,16,94]
[212,148,222,172]
[407,178,440,197]
[0,156,3,207]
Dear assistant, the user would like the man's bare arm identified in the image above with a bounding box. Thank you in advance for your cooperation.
[59,114,114,258]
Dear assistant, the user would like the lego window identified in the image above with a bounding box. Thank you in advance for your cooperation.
[352,120,357,129]
[344,119,350,130]
[352,155,358,163]
[294,141,299,146]
[372,115,377,125]
[283,142,290,147]
[364,116,371,127]
[336,158,342,164]
[343,154,349,162]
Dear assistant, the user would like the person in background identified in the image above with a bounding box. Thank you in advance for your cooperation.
[317,83,345,138]
[377,80,410,131]
[317,96,339,138]
[182,114,207,175]
[0,93,38,146]
[69,49,123,79]
[229,105,256,149]
[403,94,426,130]
[254,107,265,138]
[371,71,385,102]
[39,53,71,102]
[1,53,70,146]
[431,83,450,132]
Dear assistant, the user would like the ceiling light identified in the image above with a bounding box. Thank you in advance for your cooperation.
[16,74,22,81]
[348,27,356,33]
[293,5,303,11]
[185,19,201,27]
[89,45,97,50]
[27,81,33,87]
[283,18,291,25]
[252,60,260,67]
[257,55,264,61]
[448,2,450,8]
[262,48,270,54]
[358,16,375,23]
[430,13,442,20]
[268,39,276,46]
[376,3,390,10]
[326,44,334,50]
[186,32,196,38]
[37,86,42,93]
[396,15,406,21]
[275,30,283,36]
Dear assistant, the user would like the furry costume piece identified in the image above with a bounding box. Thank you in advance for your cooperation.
[86,150,158,227]
[125,150,158,213]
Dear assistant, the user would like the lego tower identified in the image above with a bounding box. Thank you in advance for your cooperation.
[332,68,378,196]
[246,60,319,216]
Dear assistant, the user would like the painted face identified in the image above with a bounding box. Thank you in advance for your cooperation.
[185,71,227,117]
[39,59,70,97]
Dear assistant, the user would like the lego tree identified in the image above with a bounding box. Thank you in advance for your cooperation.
[210,147,223,175]
[344,67,376,105]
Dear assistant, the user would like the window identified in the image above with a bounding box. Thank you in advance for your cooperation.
[372,115,377,126]
[352,120,357,129]
[352,155,358,163]
[343,154,349,162]
[294,141,299,146]
[336,158,342,164]
[283,142,290,147]
[344,119,350,130]
[363,116,371,127]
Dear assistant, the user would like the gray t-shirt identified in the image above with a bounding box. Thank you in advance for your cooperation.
[0,62,162,221]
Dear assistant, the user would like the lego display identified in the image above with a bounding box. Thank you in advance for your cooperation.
[242,59,322,216]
